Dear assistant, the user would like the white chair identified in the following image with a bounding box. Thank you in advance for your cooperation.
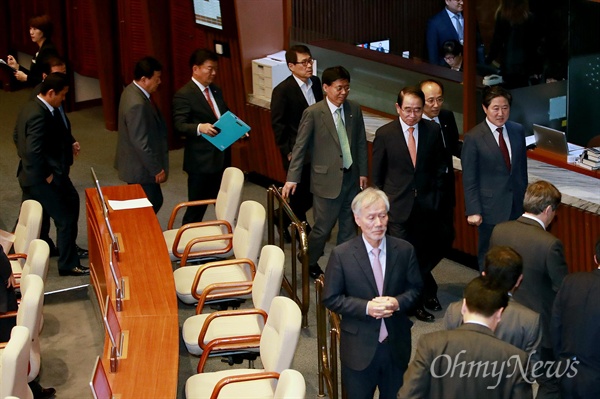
[182,245,285,356]
[9,239,49,286]
[0,326,33,399]
[208,369,306,399]
[173,201,266,305]
[185,296,302,399]
[9,200,43,276]
[0,275,44,384]
[163,167,244,261]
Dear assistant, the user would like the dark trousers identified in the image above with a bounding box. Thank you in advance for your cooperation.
[286,163,313,223]
[183,171,222,225]
[39,210,57,252]
[22,178,79,272]
[139,182,163,214]
[341,341,406,399]
[477,222,495,272]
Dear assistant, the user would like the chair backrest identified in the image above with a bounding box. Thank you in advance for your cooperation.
[232,201,265,266]
[260,297,302,374]
[214,167,244,229]
[21,239,50,283]
[251,245,285,312]
[0,325,32,399]
[13,200,43,255]
[17,275,44,381]
[274,369,306,399]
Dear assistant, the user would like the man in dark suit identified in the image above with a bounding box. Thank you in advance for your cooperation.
[426,0,484,66]
[271,45,323,239]
[173,49,230,224]
[399,276,532,399]
[461,85,528,270]
[13,73,88,277]
[444,246,542,357]
[552,237,600,399]
[372,86,446,322]
[323,188,422,399]
[282,66,368,279]
[420,79,461,272]
[490,180,567,398]
[115,56,169,214]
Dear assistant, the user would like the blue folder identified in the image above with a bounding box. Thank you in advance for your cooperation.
[205,111,251,151]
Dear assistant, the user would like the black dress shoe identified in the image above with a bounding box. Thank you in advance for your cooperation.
[424,297,442,311]
[76,245,89,259]
[34,387,56,399]
[309,264,324,279]
[413,306,435,322]
[49,246,59,258]
[59,266,90,276]
[273,213,292,243]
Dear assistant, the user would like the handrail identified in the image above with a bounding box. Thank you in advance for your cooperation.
[267,185,310,328]
[315,276,343,399]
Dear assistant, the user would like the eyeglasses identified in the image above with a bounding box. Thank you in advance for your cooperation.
[401,107,422,115]
[425,97,444,105]
[331,85,351,93]
[444,56,456,62]
[293,58,314,67]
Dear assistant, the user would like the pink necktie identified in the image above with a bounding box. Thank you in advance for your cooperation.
[204,87,217,117]
[372,248,388,342]
[407,127,417,167]
[496,127,511,172]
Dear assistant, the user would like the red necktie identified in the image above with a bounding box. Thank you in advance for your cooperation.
[204,87,217,117]
[497,127,511,171]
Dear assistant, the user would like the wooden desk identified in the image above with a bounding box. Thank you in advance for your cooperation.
[86,184,178,398]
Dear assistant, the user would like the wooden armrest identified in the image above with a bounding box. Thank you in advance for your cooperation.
[0,342,6,350]
[192,258,257,305]
[195,281,253,312]
[210,372,280,399]
[168,199,217,229]
[179,232,234,264]
[197,308,268,350]
[197,335,263,373]
[7,253,27,260]
[0,311,18,319]
[171,218,232,261]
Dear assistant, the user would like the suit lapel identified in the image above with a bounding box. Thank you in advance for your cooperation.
[353,239,380,296]
[506,123,522,172]
[382,238,399,295]
[321,101,340,146]
[289,77,309,108]
[394,119,414,170]
[343,102,353,146]
[481,123,507,171]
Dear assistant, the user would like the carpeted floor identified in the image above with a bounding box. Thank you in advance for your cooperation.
[0,87,479,398]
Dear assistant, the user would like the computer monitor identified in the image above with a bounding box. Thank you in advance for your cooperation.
[89,356,113,399]
[103,296,123,357]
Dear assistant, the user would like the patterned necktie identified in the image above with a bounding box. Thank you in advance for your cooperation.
[204,87,217,117]
[371,248,388,342]
[407,126,417,167]
[496,127,511,171]
[454,14,464,42]
[335,108,353,169]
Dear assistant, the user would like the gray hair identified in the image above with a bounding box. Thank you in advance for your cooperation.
[351,187,390,216]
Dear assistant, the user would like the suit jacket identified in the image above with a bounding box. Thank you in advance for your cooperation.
[173,80,229,174]
[490,216,568,348]
[461,120,528,225]
[372,118,446,224]
[271,75,323,168]
[398,323,533,399]
[287,99,368,199]
[444,297,542,358]
[322,235,422,371]
[13,97,71,187]
[552,269,600,398]
[437,109,461,208]
[19,39,58,87]
[115,82,169,185]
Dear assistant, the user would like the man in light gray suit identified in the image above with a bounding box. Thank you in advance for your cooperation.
[444,246,542,357]
[399,276,532,399]
[115,56,169,214]
[490,180,567,398]
[282,66,368,278]
[461,85,528,270]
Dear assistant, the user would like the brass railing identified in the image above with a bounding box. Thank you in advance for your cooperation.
[267,185,310,327]
[315,276,344,399]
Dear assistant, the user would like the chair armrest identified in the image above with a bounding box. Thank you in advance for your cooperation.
[0,311,18,319]
[172,219,233,261]
[7,253,27,261]
[192,258,257,305]
[0,342,6,349]
[210,372,280,399]
[197,335,263,373]
[168,199,217,229]
[179,232,234,265]
[195,281,253,313]
[197,308,268,350]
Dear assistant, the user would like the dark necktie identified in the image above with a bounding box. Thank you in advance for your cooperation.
[204,87,217,117]
[497,127,511,171]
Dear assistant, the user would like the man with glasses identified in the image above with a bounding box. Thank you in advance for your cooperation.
[282,66,368,279]
[271,45,323,243]
[372,86,446,322]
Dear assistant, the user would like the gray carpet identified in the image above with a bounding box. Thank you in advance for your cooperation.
[0,88,479,398]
